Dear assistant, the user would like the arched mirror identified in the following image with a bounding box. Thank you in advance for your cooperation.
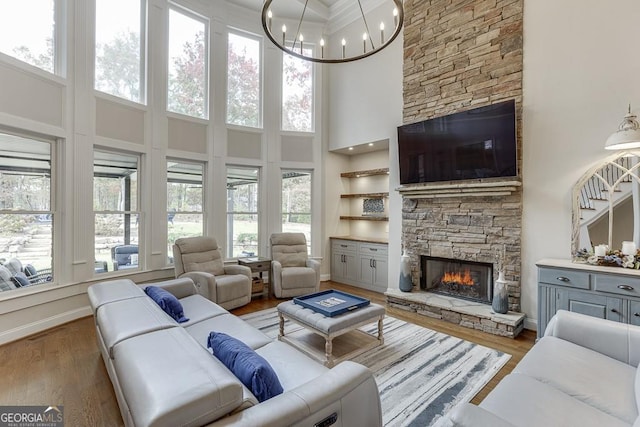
[572,151,640,259]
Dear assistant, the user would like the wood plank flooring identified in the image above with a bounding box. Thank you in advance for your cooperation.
[0,281,535,426]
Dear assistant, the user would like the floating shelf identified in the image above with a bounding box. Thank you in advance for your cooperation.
[340,192,389,199]
[339,216,389,221]
[340,168,389,179]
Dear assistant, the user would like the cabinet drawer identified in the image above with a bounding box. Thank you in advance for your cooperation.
[594,274,640,297]
[332,240,357,252]
[538,268,590,289]
[359,243,388,256]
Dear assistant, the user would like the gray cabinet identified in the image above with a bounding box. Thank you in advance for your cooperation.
[537,259,640,338]
[331,238,388,293]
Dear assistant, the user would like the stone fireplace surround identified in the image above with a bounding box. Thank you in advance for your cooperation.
[385,183,525,338]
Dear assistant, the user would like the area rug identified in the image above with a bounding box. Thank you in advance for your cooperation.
[241,308,511,427]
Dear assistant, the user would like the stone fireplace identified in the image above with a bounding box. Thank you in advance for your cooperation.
[422,256,493,304]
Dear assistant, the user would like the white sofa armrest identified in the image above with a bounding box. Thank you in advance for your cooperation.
[449,403,516,427]
[271,260,282,297]
[545,309,640,366]
[211,361,382,427]
[224,264,252,279]
[139,277,197,299]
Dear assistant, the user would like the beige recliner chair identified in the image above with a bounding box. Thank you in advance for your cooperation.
[270,232,320,299]
[173,236,252,310]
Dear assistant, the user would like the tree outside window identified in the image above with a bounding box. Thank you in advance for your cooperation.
[0,0,56,73]
[94,151,140,273]
[226,167,259,258]
[168,8,208,119]
[167,160,204,263]
[0,132,53,290]
[282,170,311,252]
[227,32,261,128]
[95,0,144,103]
[282,49,313,132]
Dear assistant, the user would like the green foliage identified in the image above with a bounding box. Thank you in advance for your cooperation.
[168,31,206,118]
[95,215,122,236]
[0,215,29,233]
[95,31,141,101]
[236,233,257,244]
[227,37,260,127]
[282,53,313,131]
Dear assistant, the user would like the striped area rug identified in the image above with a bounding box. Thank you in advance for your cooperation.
[240,308,511,427]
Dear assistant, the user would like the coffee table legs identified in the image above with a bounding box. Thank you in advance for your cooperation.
[378,316,384,345]
[325,337,334,367]
[278,312,285,339]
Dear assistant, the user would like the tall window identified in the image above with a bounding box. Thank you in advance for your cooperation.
[226,166,259,258]
[167,160,204,262]
[227,31,261,127]
[0,132,53,290]
[0,0,57,73]
[94,151,140,273]
[95,0,145,103]
[168,7,208,119]
[282,170,312,251]
[282,49,313,132]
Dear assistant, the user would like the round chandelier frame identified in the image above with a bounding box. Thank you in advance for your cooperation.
[261,0,404,64]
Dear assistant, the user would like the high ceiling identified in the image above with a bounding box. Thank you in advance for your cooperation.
[227,0,339,22]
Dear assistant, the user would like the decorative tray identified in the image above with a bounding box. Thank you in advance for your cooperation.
[293,289,370,317]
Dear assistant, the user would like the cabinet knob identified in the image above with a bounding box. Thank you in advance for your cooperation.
[556,276,570,282]
[611,308,620,314]
[634,313,640,317]
[340,244,348,248]
[617,284,635,291]
[369,248,378,251]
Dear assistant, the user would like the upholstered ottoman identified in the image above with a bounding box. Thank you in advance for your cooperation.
[277,300,385,367]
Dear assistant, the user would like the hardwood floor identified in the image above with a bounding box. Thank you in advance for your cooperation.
[0,281,536,425]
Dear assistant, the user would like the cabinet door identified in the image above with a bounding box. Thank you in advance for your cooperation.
[344,253,359,282]
[332,252,345,283]
[630,301,640,326]
[360,257,375,285]
[557,289,624,322]
[374,257,388,287]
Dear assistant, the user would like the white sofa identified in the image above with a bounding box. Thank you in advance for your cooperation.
[88,277,382,427]
[450,309,640,427]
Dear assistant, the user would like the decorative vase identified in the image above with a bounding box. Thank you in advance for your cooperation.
[399,250,413,292]
[492,271,509,314]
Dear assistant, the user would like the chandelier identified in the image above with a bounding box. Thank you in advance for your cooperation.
[261,0,404,64]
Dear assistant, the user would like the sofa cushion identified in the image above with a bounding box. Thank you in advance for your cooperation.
[215,274,251,303]
[514,336,638,424]
[178,294,228,326]
[481,373,629,427]
[281,267,316,289]
[114,328,244,427]
[144,286,189,323]
[87,279,146,314]
[208,332,283,403]
[96,297,177,359]
[175,236,225,276]
[255,341,328,391]
[185,313,272,350]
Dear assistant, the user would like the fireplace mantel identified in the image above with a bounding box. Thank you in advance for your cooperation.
[397,179,521,199]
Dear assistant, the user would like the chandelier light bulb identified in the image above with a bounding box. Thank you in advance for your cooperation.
[261,0,403,63]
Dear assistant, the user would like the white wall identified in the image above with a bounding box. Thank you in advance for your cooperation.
[522,0,640,327]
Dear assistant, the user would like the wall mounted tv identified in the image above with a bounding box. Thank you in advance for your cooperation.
[397,99,517,185]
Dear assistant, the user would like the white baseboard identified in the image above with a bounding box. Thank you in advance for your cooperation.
[320,274,331,282]
[0,305,92,346]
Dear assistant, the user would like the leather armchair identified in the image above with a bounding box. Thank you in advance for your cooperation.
[270,232,320,298]
[173,236,252,310]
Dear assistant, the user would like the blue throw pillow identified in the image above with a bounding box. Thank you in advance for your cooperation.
[11,272,30,288]
[207,332,283,403]
[24,264,37,277]
[144,286,189,323]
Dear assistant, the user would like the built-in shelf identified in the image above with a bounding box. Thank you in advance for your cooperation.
[340,192,389,199]
[340,168,389,179]
[339,215,389,221]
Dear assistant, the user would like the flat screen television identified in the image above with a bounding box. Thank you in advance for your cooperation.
[397,100,517,185]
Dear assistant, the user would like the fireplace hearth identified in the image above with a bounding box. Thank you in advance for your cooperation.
[421,256,493,304]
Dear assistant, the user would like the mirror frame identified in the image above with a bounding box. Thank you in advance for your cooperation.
[572,150,640,260]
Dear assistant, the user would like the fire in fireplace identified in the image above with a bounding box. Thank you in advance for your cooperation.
[421,256,493,304]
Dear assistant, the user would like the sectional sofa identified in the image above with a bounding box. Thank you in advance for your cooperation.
[88,277,382,427]
[450,310,640,426]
